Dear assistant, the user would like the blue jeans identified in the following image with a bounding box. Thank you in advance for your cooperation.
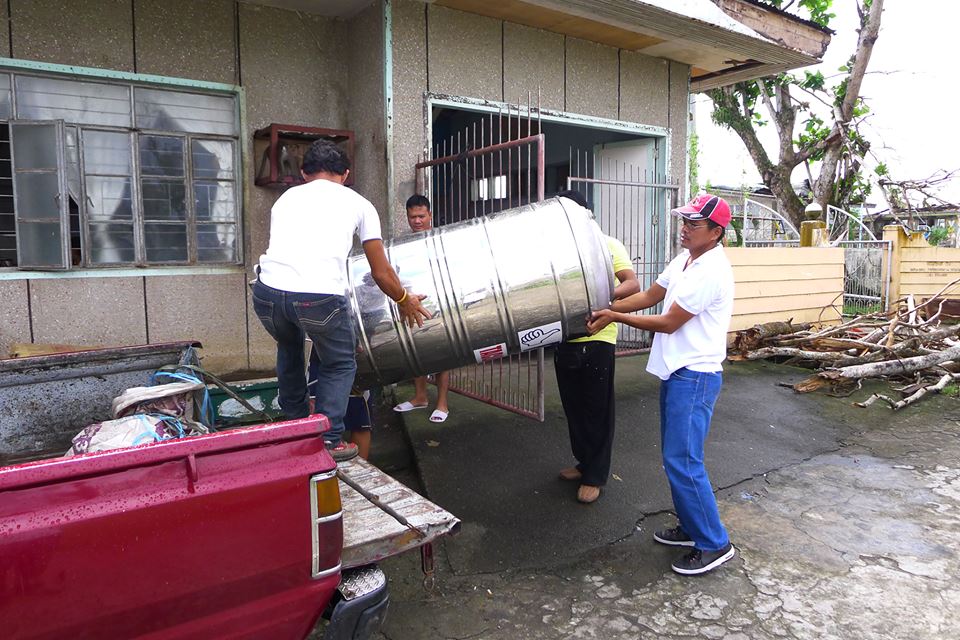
[659,367,729,552]
[252,280,356,445]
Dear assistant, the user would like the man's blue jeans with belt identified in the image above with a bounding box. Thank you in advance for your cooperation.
[659,367,729,552]
[252,280,356,445]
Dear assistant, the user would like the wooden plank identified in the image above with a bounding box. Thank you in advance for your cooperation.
[732,263,843,282]
[733,291,840,315]
[8,343,105,358]
[435,0,664,50]
[714,0,831,58]
[735,278,843,300]
[727,247,844,267]
[338,457,460,569]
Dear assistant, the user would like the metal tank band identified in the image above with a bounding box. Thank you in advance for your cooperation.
[347,197,613,387]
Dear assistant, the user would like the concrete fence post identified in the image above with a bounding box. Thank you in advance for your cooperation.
[882,225,902,305]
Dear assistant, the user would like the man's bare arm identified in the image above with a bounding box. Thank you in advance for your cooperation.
[610,282,667,313]
[588,301,694,336]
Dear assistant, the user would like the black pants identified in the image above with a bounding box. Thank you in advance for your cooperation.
[554,341,616,487]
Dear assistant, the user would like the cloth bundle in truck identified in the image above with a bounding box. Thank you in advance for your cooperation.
[66,379,209,456]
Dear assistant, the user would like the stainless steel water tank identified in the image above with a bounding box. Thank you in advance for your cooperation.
[348,197,613,387]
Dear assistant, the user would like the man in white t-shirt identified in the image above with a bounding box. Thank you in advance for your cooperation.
[253,140,430,462]
[587,194,735,576]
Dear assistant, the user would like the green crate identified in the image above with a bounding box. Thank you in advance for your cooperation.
[207,377,283,427]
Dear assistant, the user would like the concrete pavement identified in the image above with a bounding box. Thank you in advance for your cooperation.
[372,354,960,640]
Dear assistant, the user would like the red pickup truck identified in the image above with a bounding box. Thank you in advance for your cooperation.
[0,343,457,640]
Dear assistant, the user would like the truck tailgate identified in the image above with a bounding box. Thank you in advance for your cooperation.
[337,457,460,568]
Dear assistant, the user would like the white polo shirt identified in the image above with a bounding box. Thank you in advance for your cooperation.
[646,244,734,381]
[257,179,382,295]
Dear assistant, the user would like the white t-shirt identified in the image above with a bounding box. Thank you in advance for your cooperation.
[646,245,734,381]
[257,179,382,295]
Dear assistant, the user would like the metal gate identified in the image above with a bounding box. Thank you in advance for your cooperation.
[837,239,892,316]
[741,197,800,246]
[414,100,546,420]
[567,151,679,353]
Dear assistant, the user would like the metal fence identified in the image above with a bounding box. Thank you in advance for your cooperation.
[837,239,892,316]
[738,198,800,245]
[567,151,679,353]
[414,99,546,421]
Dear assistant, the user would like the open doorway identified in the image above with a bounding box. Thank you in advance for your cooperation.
[426,105,664,224]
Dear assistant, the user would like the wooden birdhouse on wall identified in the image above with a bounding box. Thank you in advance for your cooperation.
[254,124,355,188]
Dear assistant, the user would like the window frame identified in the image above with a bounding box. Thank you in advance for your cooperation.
[9,119,70,270]
[0,58,244,273]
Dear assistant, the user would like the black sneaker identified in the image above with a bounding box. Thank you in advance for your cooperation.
[671,543,736,576]
[325,441,359,462]
[653,526,696,547]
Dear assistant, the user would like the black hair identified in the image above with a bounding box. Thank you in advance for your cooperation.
[405,194,431,211]
[301,139,350,176]
[555,189,589,209]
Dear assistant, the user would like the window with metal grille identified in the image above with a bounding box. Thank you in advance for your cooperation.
[0,70,240,270]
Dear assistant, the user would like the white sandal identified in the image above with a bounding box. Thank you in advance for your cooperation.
[429,410,449,423]
[393,401,428,413]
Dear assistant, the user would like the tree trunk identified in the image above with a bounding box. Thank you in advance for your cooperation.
[813,0,884,210]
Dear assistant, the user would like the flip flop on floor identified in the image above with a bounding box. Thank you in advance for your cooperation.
[429,410,449,423]
[393,401,428,413]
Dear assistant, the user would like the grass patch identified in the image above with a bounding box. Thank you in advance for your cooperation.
[843,302,882,317]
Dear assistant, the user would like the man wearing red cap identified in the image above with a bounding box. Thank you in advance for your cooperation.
[587,193,735,576]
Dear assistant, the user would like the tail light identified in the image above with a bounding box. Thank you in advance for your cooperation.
[310,470,343,578]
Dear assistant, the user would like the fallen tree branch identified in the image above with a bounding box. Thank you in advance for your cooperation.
[825,344,960,379]
[855,372,960,410]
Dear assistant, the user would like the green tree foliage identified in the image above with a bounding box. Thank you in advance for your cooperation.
[707,0,883,230]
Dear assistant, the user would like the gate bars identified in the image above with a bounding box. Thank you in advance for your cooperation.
[567,153,679,354]
[414,95,546,421]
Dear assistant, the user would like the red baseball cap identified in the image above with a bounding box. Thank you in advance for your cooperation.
[672,194,732,228]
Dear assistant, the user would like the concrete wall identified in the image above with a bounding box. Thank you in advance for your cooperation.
[1,0,693,375]
[0,280,31,357]
[388,0,690,232]
[346,2,388,220]
[884,226,960,304]
[727,247,844,330]
[1,1,380,374]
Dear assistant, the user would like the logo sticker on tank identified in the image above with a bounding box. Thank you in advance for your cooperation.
[518,321,563,351]
[474,342,508,363]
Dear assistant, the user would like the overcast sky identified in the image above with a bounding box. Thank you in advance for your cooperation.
[693,0,958,205]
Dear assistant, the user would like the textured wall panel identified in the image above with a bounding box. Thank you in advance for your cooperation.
[0,280,30,357]
[30,277,147,346]
[145,273,247,374]
[565,37,618,119]
[669,61,690,198]
[427,5,501,102]
[134,0,237,84]
[619,50,669,128]
[503,23,564,112]
[238,3,346,131]
[11,0,135,71]
[0,0,9,57]
[346,2,388,221]
[239,3,348,272]
[390,0,428,234]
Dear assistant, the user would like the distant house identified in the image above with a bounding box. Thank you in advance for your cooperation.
[0,0,829,372]
[865,210,960,247]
